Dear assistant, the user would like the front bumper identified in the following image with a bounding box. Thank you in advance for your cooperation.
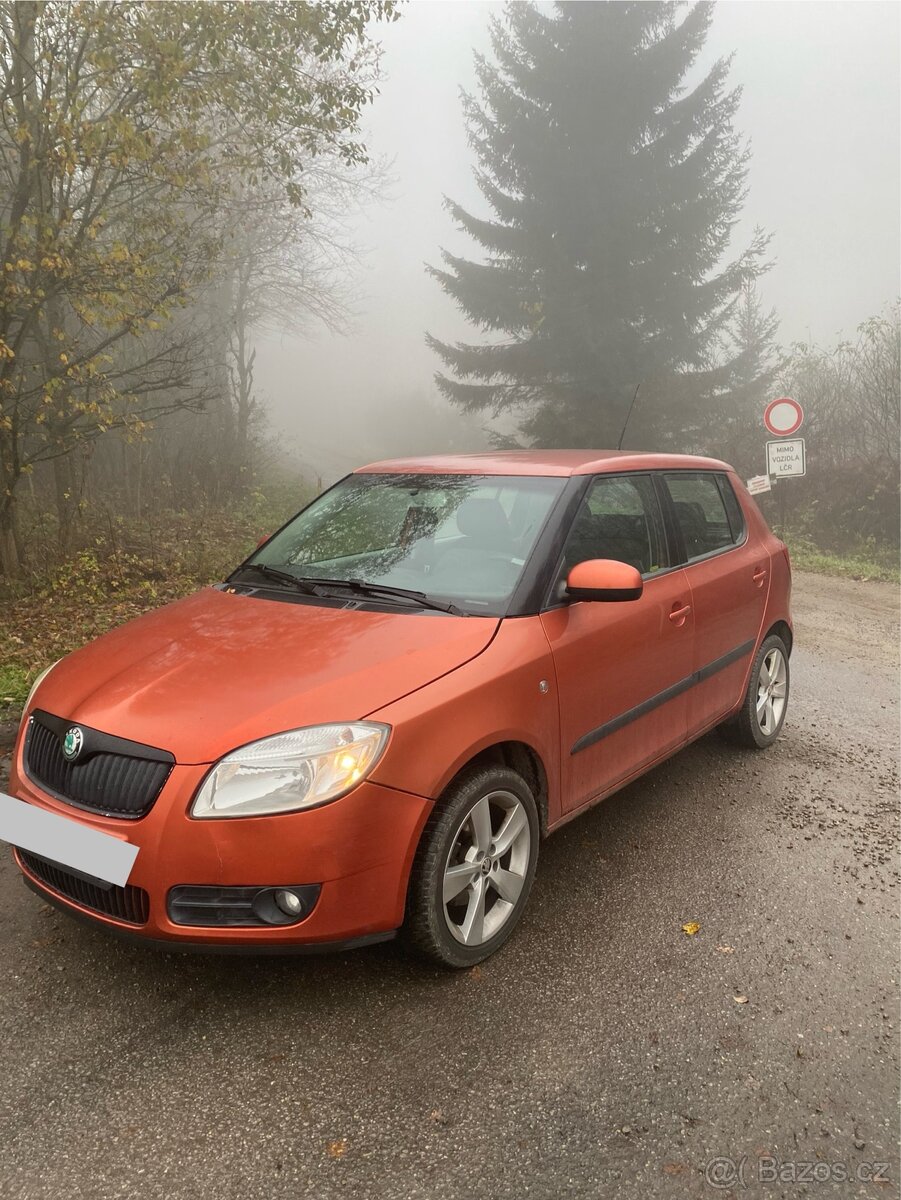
[8,753,432,950]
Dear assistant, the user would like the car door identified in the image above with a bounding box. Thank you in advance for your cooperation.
[662,471,770,736]
[540,473,695,814]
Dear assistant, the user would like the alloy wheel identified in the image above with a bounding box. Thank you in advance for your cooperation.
[756,646,787,736]
[442,789,531,946]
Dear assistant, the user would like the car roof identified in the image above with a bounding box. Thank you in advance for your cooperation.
[355,449,733,477]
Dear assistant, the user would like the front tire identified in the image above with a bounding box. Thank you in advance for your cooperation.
[722,634,790,749]
[403,765,539,968]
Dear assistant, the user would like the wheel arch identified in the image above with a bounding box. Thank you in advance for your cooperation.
[763,619,793,655]
[437,740,550,838]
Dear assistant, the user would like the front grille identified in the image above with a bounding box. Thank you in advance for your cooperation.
[24,712,173,819]
[18,850,150,925]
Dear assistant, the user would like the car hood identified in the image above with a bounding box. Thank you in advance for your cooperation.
[35,587,499,763]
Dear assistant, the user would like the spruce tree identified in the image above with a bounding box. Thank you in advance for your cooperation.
[427,1,769,448]
[711,277,781,472]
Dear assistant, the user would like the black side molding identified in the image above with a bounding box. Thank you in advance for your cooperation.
[696,639,757,683]
[571,639,756,755]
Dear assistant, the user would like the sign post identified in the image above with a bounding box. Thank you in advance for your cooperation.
[753,397,805,536]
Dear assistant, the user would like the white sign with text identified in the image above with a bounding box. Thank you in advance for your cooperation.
[766,438,806,478]
[746,474,772,495]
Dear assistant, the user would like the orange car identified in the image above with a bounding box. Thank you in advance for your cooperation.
[6,451,792,967]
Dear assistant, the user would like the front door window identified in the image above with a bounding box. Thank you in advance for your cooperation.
[561,474,668,577]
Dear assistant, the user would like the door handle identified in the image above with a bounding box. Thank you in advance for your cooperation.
[669,603,691,626]
[753,566,768,587]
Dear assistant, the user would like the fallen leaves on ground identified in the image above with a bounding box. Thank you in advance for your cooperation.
[717,944,735,953]
[0,492,303,722]
[326,1139,348,1159]
[681,921,701,936]
[733,995,749,1004]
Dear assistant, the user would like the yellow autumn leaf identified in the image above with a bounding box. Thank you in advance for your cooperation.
[681,921,700,936]
[326,1138,348,1159]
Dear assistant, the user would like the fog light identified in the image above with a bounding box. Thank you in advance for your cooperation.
[275,889,303,917]
[168,883,320,927]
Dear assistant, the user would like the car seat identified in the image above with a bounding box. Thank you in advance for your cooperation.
[428,497,516,597]
[673,500,708,558]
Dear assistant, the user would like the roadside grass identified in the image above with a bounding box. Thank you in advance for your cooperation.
[0,482,310,722]
[785,537,900,585]
[0,664,29,716]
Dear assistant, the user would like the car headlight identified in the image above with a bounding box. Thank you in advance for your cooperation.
[190,722,391,819]
[22,659,60,719]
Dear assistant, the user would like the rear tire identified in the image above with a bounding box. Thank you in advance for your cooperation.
[403,765,539,968]
[721,634,790,749]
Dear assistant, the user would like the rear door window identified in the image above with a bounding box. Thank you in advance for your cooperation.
[664,472,741,562]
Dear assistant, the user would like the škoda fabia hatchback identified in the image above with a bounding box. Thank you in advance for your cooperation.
[6,452,792,967]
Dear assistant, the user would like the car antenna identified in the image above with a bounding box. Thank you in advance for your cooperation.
[616,383,640,451]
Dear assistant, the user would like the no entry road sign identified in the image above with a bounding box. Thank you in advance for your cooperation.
[764,397,804,437]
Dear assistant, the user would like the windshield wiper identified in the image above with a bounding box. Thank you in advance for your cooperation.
[300,577,466,616]
[232,565,465,615]
[231,563,321,596]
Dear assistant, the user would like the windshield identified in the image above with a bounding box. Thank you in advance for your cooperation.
[245,473,565,614]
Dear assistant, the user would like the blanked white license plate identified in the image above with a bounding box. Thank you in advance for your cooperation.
[0,792,138,887]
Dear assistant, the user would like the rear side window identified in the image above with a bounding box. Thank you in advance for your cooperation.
[562,474,668,576]
[715,474,746,542]
[664,472,742,562]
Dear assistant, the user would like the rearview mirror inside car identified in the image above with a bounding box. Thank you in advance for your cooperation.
[565,558,643,602]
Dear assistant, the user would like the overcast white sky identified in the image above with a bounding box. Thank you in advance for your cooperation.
[255,1,901,479]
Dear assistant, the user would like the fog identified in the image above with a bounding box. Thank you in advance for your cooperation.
[253,1,900,483]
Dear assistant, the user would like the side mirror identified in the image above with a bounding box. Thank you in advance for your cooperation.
[255,534,270,549]
[565,559,643,602]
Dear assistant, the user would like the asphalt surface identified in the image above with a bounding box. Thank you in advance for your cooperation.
[0,570,898,1199]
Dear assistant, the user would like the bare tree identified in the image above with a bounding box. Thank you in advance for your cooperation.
[213,155,388,490]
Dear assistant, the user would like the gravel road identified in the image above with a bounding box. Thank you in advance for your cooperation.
[0,569,898,1199]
